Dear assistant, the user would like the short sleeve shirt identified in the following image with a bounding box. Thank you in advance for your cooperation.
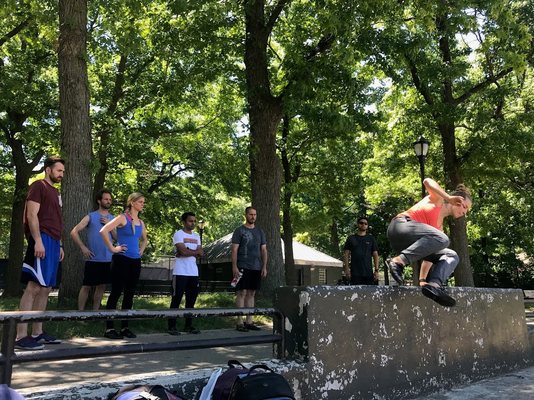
[343,234,378,277]
[25,180,63,240]
[231,225,266,271]
[172,229,201,276]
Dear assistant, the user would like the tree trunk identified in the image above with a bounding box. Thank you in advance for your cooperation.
[58,0,93,304]
[281,116,297,286]
[92,54,128,204]
[3,114,43,298]
[330,219,340,257]
[4,157,40,297]
[244,0,285,296]
[438,121,474,287]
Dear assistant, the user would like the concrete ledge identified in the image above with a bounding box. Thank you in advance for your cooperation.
[274,285,533,399]
[14,286,533,399]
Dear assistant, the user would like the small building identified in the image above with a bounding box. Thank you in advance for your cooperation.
[199,233,343,290]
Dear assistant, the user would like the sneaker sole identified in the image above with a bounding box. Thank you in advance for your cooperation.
[15,344,44,351]
[422,285,456,307]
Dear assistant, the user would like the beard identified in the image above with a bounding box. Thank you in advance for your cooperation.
[49,175,62,184]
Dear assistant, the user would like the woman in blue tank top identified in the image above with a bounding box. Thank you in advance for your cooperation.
[100,192,147,339]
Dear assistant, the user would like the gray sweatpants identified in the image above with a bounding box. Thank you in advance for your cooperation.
[386,216,458,285]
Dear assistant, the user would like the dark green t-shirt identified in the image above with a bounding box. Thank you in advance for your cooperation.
[231,225,266,271]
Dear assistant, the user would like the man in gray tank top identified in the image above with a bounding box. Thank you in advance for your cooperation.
[70,189,115,311]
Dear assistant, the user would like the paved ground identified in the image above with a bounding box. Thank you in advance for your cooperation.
[414,366,534,399]
[11,327,274,394]
[9,311,534,399]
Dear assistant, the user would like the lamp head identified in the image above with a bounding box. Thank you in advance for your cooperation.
[413,136,430,157]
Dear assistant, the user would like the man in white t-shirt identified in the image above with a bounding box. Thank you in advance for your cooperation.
[168,212,204,335]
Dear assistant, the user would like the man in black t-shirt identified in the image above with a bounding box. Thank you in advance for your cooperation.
[343,217,379,285]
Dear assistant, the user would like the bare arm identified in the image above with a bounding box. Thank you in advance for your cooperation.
[175,242,202,257]
[424,178,464,207]
[100,215,127,254]
[261,244,268,278]
[372,251,379,274]
[419,260,432,286]
[26,200,45,258]
[343,250,351,278]
[231,243,240,278]
[70,215,93,259]
[139,222,148,256]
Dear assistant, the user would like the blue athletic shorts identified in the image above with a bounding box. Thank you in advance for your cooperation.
[21,232,61,287]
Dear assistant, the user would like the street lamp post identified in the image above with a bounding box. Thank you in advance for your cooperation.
[412,136,430,286]
[413,136,430,199]
[197,220,205,244]
[197,220,206,290]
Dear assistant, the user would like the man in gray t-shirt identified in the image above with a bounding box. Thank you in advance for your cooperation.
[231,206,268,332]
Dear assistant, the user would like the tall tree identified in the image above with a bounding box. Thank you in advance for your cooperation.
[243,0,349,294]
[369,0,533,285]
[58,0,92,301]
[0,1,58,296]
[243,0,286,294]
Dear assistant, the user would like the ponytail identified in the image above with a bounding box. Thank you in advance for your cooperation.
[451,184,472,201]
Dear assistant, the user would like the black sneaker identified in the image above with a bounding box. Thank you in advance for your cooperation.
[386,258,404,285]
[184,326,200,334]
[104,329,123,339]
[120,328,137,338]
[236,324,249,332]
[168,328,181,336]
[34,332,61,344]
[244,323,261,331]
[15,336,45,350]
[422,284,456,307]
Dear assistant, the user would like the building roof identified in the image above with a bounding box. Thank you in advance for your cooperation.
[201,233,342,268]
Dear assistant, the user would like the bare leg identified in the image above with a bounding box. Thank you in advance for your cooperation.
[30,285,52,336]
[16,282,41,339]
[236,289,246,326]
[244,290,256,325]
[78,286,90,311]
[92,284,106,310]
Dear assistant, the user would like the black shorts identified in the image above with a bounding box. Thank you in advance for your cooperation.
[236,268,262,291]
[82,261,112,286]
[350,275,376,285]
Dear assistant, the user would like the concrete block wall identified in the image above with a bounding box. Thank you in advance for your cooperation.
[18,285,532,399]
[274,285,533,399]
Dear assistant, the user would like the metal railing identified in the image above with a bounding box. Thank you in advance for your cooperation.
[0,307,285,385]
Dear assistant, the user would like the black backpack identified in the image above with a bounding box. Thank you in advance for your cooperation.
[211,360,250,400]
[228,364,295,400]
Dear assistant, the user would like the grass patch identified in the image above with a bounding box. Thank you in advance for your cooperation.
[0,292,274,339]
